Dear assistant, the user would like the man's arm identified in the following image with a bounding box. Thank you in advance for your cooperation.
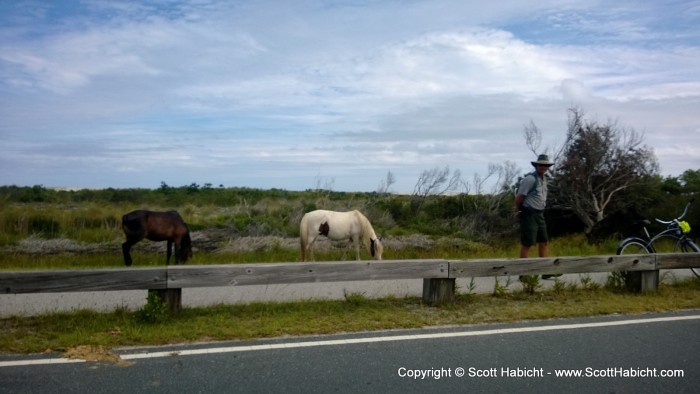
[514,193,525,212]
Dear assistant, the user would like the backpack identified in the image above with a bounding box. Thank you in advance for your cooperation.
[514,171,538,195]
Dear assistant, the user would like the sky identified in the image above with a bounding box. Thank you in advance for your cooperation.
[1,0,699,194]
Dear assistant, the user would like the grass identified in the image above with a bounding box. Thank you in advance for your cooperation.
[0,233,621,270]
[0,218,694,358]
[2,276,699,355]
[2,189,697,361]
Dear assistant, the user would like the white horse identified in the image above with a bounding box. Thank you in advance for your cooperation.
[300,209,383,261]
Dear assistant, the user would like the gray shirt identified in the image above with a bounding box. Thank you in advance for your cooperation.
[517,173,547,211]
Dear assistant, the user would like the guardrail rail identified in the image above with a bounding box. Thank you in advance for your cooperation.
[2,253,699,314]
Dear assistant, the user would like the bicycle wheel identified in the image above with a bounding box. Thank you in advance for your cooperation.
[683,240,700,277]
[649,235,700,277]
[616,238,651,255]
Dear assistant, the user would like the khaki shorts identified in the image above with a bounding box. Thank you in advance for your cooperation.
[520,209,549,246]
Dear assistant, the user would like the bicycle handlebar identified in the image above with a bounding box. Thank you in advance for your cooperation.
[654,198,695,226]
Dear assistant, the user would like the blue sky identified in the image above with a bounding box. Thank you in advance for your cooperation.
[1,0,699,193]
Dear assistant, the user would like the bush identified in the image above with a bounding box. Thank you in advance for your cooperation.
[137,292,170,324]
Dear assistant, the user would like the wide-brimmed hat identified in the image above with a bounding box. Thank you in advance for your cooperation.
[531,154,554,167]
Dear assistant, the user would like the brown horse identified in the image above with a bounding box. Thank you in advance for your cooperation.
[121,210,192,266]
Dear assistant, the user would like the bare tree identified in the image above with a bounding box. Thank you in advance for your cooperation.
[376,171,396,194]
[463,162,518,195]
[460,161,519,237]
[410,166,461,212]
[313,173,335,192]
[549,108,659,234]
[523,119,543,157]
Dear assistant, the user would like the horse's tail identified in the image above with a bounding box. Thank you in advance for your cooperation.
[299,213,308,261]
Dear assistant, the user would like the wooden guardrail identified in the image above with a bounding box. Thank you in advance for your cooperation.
[1,254,699,314]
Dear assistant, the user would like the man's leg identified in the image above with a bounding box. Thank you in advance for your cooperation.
[519,245,532,281]
[538,242,548,257]
[520,245,531,258]
[539,241,561,279]
[519,212,538,281]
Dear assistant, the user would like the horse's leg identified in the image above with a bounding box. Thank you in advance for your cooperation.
[353,235,361,260]
[122,241,134,266]
[174,239,182,265]
[306,234,316,262]
[122,232,143,266]
[166,240,173,265]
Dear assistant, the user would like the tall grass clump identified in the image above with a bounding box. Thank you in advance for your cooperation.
[0,203,126,246]
[137,292,170,324]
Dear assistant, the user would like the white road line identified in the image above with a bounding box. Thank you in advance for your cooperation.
[0,358,85,367]
[2,314,699,367]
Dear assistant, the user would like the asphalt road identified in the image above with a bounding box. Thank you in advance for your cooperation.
[2,310,699,393]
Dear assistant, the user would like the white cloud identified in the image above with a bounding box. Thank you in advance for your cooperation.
[1,0,698,191]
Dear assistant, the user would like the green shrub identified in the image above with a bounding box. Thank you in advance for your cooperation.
[137,292,170,324]
[519,275,541,295]
[605,271,628,292]
[343,291,369,306]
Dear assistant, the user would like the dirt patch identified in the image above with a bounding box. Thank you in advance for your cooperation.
[64,345,133,366]
[8,236,112,254]
[191,228,236,252]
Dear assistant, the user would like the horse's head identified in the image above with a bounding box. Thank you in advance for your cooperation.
[179,232,193,263]
[181,245,193,263]
[371,238,384,260]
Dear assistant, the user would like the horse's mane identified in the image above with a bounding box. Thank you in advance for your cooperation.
[354,210,375,240]
[355,210,377,247]
[354,210,382,258]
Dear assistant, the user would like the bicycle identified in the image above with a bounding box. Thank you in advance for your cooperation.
[616,199,699,277]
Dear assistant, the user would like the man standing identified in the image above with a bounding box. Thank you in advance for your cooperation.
[515,154,558,279]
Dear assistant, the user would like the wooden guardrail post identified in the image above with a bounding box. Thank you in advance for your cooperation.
[624,271,659,293]
[624,254,669,293]
[149,288,182,316]
[422,278,455,306]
